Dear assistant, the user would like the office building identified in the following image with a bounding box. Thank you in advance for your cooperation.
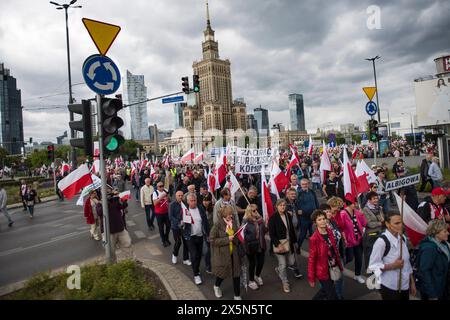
[174,102,185,129]
[288,93,305,131]
[254,106,269,135]
[124,70,149,141]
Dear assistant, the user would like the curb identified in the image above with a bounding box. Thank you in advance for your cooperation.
[7,195,59,211]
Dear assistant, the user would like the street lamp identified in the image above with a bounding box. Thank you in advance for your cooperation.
[50,0,82,169]
[365,56,381,123]
[379,109,391,137]
[401,112,416,146]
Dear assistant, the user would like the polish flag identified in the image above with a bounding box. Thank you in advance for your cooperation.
[286,153,299,173]
[62,162,70,175]
[393,192,427,247]
[181,147,195,164]
[319,141,331,183]
[356,160,377,184]
[289,143,300,163]
[269,175,280,200]
[194,152,205,164]
[207,167,218,193]
[271,160,289,193]
[119,190,131,202]
[235,223,248,244]
[228,171,240,202]
[163,156,170,168]
[57,164,93,200]
[352,145,359,160]
[215,151,227,185]
[261,173,274,222]
[150,165,156,179]
[307,135,313,156]
[342,147,359,202]
[139,159,148,171]
[92,159,100,174]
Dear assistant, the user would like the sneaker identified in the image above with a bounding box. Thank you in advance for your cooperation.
[255,276,264,286]
[213,285,222,298]
[293,269,304,279]
[282,282,291,293]
[234,296,242,300]
[248,281,259,290]
[194,275,202,285]
[183,260,192,266]
[287,265,296,271]
[172,254,177,264]
[8,221,13,227]
[206,269,212,274]
[354,275,365,284]
[29,215,33,219]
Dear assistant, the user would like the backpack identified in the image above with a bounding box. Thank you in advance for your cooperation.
[378,233,407,258]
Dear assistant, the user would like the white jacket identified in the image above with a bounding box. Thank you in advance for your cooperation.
[140,185,154,208]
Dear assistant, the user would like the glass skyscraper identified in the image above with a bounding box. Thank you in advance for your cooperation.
[254,106,269,135]
[0,63,24,154]
[174,102,185,129]
[288,93,305,131]
[124,70,150,141]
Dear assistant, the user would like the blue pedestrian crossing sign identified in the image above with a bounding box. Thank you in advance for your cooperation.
[82,54,121,95]
[365,101,378,116]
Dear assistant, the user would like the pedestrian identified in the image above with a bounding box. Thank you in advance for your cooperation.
[210,205,243,300]
[140,178,155,231]
[55,172,64,201]
[308,209,343,300]
[153,182,171,247]
[368,211,416,300]
[83,190,101,240]
[213,188,239,225]
[310,161,323,197]
[169,190,191,265]
[297,179,319,252]
[235,186,258,224]
[428,157,444,188]
[200,193,214,273]
[375,169,390,213]
[419,154,433,192]
[0,185,13,227]
[340,198,366,284]
[24,184,37,219]
[362,191,384,273]
[19,179,27,210]
[243,204,266,290]
[417,187,450,224]
[416,219,450,300]
[322,171,339,199]
[183,193,210,285]
[269,198,303,293]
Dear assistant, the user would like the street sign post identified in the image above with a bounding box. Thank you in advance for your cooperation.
[385,174,420,192]
[365,101,378,116]
[82,54,121,95]
[162,96,184,104]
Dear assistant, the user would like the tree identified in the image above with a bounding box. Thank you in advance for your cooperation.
[111,140,143,161]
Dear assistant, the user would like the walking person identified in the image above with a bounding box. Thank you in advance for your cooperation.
[362,192,384,272]
[140,178,155,231]
[269,199,303,293]
[55,172,64,202]
[24,184,37,219]
[210,205,243,300]
[416,219,450,300]
[428,157,444,188]
[297,179,319,252]
[169,190,191,266]
[0,185,13,227]
[183,193,210,285]
[153,182,171,247]
[308,209,343,300]
[340,198,367,284]
[368,211,416,300]
[419,154,433,192]
[83,190,101,241]
[200,193,214,273]
[243,204,266,290]
[19,179,27,211]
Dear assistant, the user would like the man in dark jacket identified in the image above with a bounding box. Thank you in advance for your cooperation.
[419,154,433,192]
[297,178,319,251]
[169,190,190,265]
[417,187,450,223]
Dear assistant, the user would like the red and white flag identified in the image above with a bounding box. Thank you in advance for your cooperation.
[342,147,359,202]
[181,201,194,224]
[57,164,93,200]
[319,141,331,183]
[163,155,170,168]
[119,190,131,202]
[228,171,240,202]
[235,223,248,244]
[150,165,156,179]
[289,143,300,163]
[181,147,195,164]
[352,145,359,160]
[194,152,205,164]
[356,160,377,184]
[307,135,313,156]
[207,167,218,193]
[261,173,274,222]
[92,160,100,174]
[215,151,227,185]
[139,159,148,171]
[271,160,289,193]
[393,192,427,247]
[286,153,299,172]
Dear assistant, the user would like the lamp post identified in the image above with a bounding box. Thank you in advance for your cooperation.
[365,56,381,123]
[50,0,82,169]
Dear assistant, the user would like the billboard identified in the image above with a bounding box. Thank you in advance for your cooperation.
[414,77,450,127]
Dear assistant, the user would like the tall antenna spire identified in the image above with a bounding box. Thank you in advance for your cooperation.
[206,0,211,28]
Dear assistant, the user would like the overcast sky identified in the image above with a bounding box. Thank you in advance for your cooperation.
[1,0,449,143]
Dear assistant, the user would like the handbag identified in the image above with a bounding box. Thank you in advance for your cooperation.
[273,239,290,254]
[329,264,341,281]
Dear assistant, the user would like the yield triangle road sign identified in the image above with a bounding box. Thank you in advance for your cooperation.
[363,87,377,101]
[82,18,121,56]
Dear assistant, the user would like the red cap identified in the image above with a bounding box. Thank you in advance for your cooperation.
[431,187,450,196]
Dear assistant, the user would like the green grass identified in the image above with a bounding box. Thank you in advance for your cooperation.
[2,260,160,300]
[4,185,55,205]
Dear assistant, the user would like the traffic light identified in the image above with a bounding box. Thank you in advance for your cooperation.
[68,100,93,156]
[47,145,55,161]
[181,76,189,94]
[100,97,125,153]
[193,74,200,93]
[369,119,379,142]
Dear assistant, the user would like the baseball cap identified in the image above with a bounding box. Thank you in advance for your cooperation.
[431,187,450,196]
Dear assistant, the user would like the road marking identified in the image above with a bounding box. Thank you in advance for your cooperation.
[147,234,159,240]
[76,226,91,231]
[51,223,64,227]
[51,232,81,241]
[126,220,136,227]
[134,231,146,239]
[0,247,24,257]
[146,243,162,256]
[132,212,144,217]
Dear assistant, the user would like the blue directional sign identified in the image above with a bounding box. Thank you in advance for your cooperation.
[365,101,378,116]
[82,54,121,95]
[162,96,184,104]
[361,133,368,140]
[329,141,336,148]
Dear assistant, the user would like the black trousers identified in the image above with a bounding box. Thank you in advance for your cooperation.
[186,235,203,276]
[172,228,189,261]
[155,214,171,243]
[363,233,378,273]
[312,280,338,300]
[215,255,240,297]
[247,251,265,281]
[419,178,433,192]
[345,243,363,276]
[380,284,409,300]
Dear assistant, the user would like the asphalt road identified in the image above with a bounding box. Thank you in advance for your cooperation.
[0,185,406,299]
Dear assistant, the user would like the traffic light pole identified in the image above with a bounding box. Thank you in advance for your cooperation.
[96,94,113,264]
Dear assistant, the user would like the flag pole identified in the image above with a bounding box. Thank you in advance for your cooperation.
[398,190,405,292]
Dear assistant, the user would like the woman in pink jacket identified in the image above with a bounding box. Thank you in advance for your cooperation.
[340,198,366,284]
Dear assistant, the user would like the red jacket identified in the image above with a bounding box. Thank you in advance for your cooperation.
[83,198,95,225]
[308,228,343,283]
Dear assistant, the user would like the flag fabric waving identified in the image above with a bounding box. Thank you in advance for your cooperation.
[215,151,227,185]
[235,223,248,244]
[57,164,93,200]
[271,160,289,193]
[342,147,358,202]
[261,172,274,222]
[319,141,331,183]
[228,171,241,202]
[307,135,313,156]
[181,148,195,164]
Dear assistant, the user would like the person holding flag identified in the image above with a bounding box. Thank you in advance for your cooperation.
[168,190,190,265]
[210,205,243,300]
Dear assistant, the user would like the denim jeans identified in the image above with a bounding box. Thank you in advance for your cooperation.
[275,252,296,284]
[134,187,140,201]
[297,217,313,248]
[379,197,390,214]
[313,280,338,300]
[203,239,211,271]
[27,205,34,216]
[144,205,154,228]
[335,273,344,299]
[312,182,323,196]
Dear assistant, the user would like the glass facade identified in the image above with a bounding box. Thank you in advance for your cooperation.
[174,103,185,129]
[124,70,150,141]
[254,107,269,136]
[288,93,305,131]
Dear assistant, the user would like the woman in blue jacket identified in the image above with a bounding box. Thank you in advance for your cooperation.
[417,219,450,300]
